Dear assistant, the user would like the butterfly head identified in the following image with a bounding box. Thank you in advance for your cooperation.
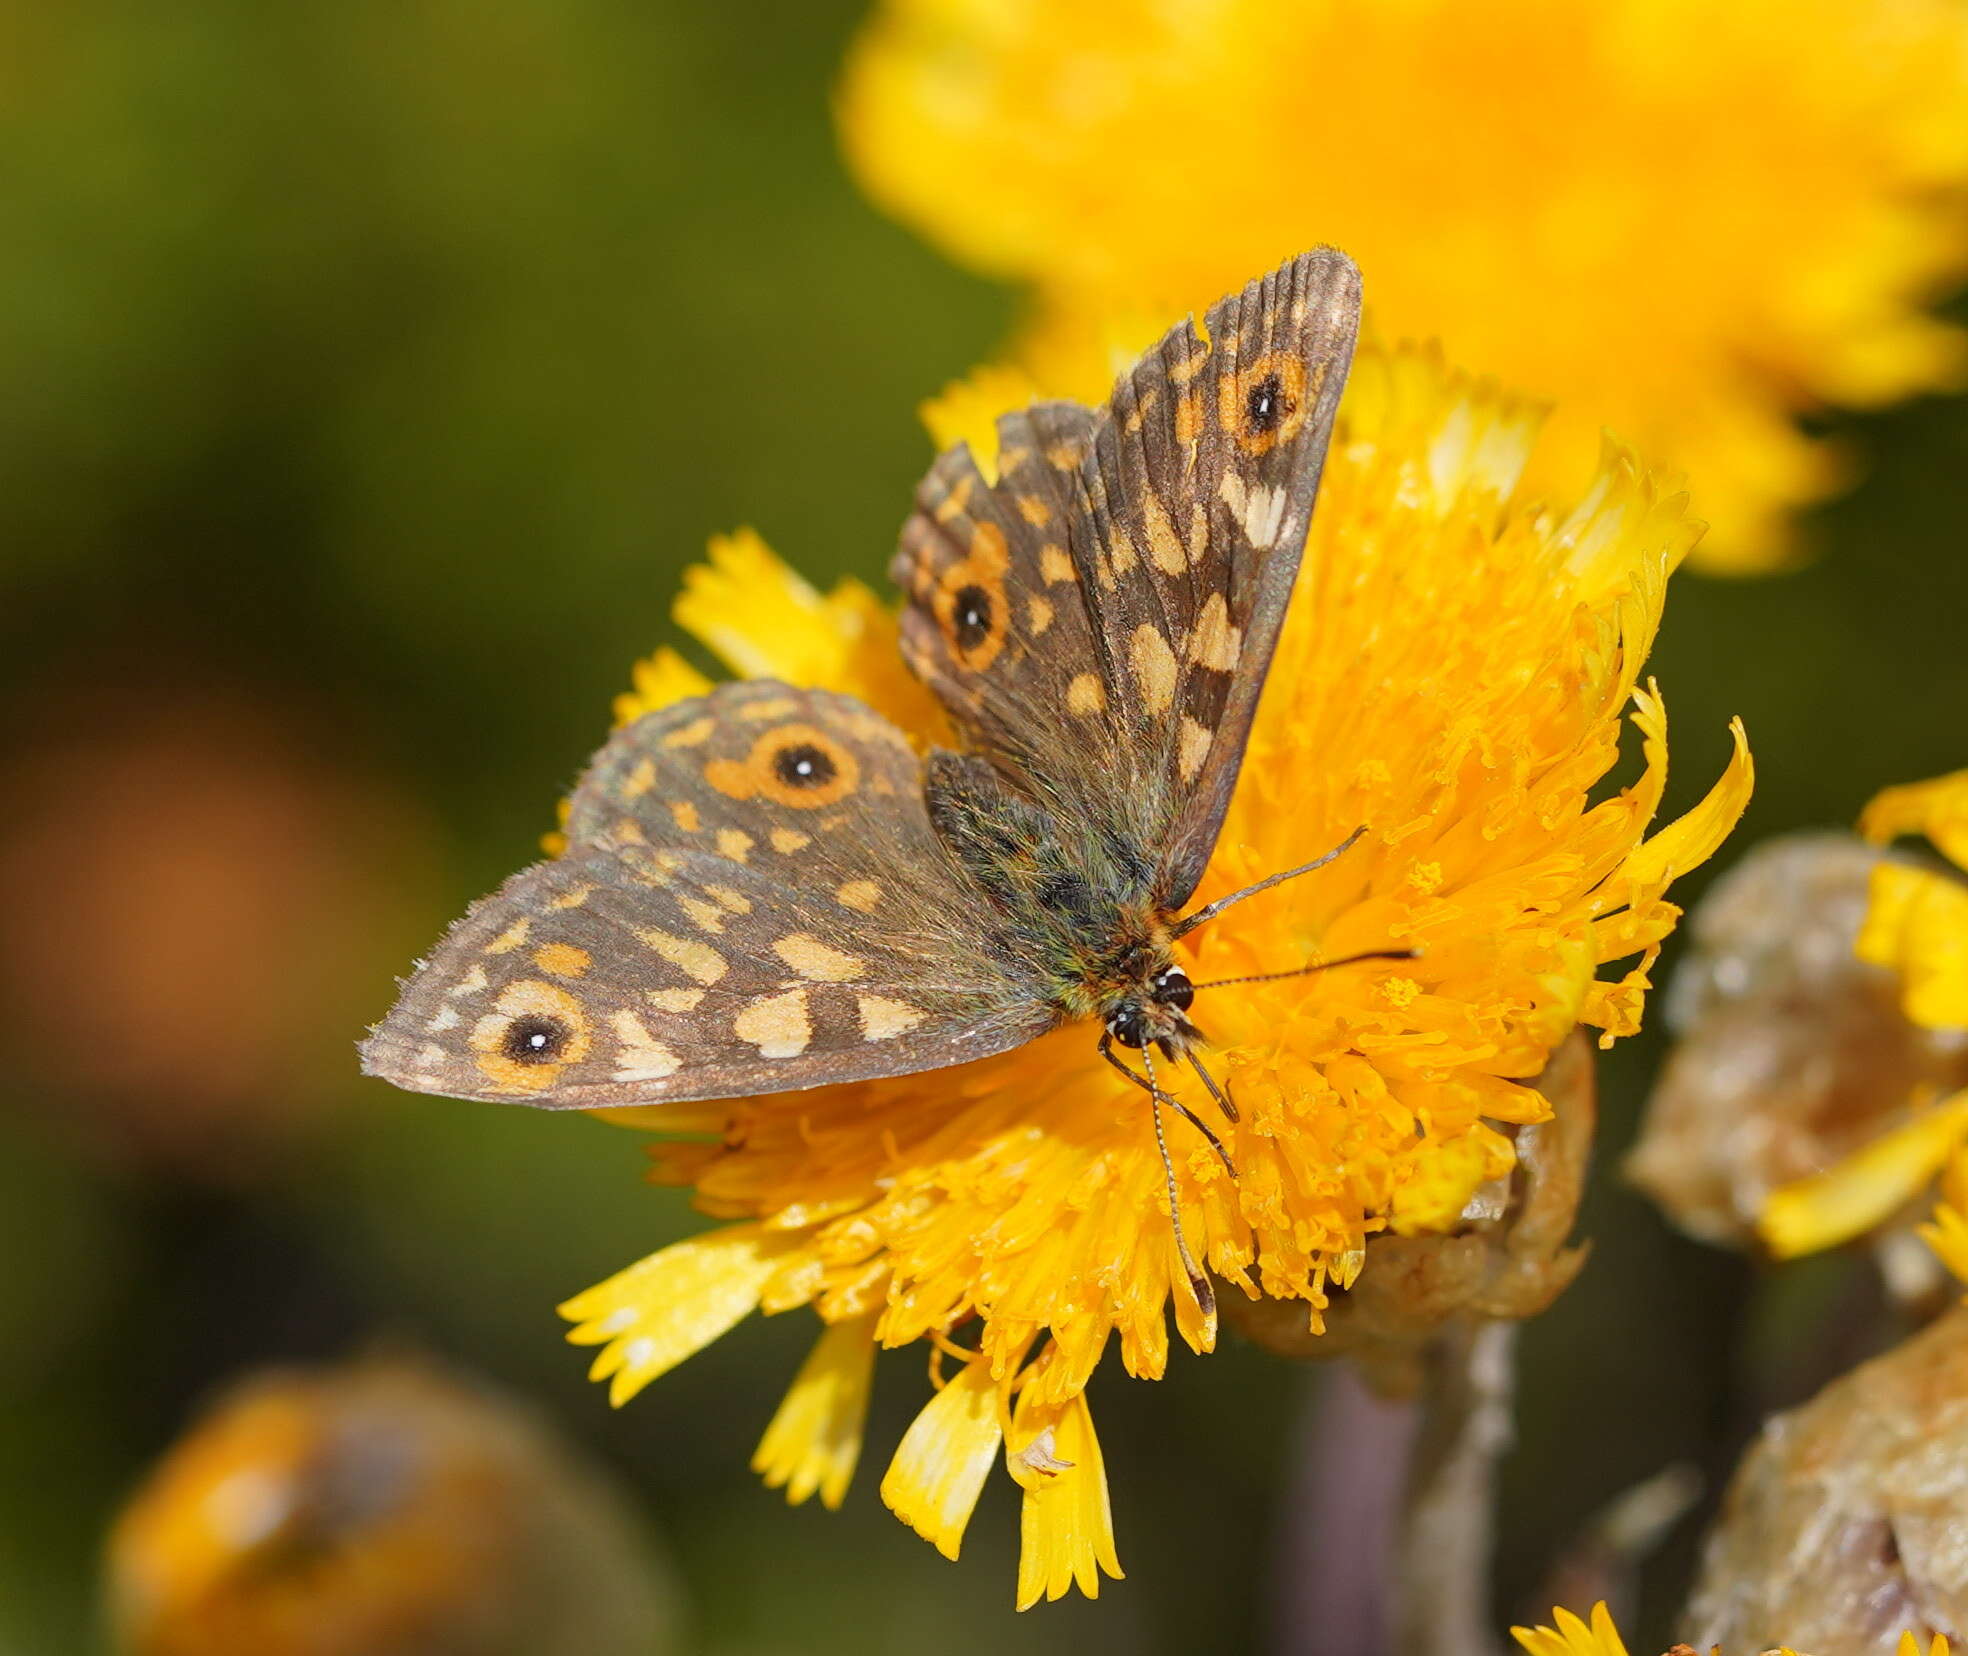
[1103,962,1201,1058]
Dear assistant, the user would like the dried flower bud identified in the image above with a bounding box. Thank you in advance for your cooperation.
[1628,834,1968,1246]
[1683,1306,1968,1651]
[105,1356,680,1656]
[1224,1032,1594,1396]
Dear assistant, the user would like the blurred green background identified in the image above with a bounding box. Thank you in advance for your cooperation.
[2,2,1965,1652]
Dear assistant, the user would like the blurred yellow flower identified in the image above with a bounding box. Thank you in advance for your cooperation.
[1511,1601,1630,1656]
[1921,1141,1968,1288]
[1859,768,1968,1030]
[560,337,1750,1605]
[1513,1602,1949,1656]
[105,1357,677,1656]
[1755,769,1968,1257]
[839,0,1968,571]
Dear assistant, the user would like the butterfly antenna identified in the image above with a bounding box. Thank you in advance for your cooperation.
[1169,826,1368,940]
[1190,947,1419,993]
[1186,1049,1239,1123]
[1141,1043,1215,1325]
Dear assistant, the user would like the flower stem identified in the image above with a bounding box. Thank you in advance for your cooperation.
[1393,1319,1516,1656]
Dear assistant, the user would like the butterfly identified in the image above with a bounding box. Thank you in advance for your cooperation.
[362,249,1379,1314]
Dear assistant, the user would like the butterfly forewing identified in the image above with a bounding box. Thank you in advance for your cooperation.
[892,248,1361,911]
[360,682,1055,1108]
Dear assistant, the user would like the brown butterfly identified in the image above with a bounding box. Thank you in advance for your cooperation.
[362,249,1381,1313]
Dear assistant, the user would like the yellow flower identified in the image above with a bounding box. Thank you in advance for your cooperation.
[1513,1602,1950,1656]
[559,337,1751,1603]
[1921,1139,1968,1288]
[105,1357,678,1656]
[1859,768,1968,1030]
[839,0,1968,570]
[1511,1601,1629,1656]
[1753,770,1968,1257]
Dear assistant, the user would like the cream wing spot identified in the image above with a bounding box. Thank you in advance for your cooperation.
[1142,490,1187,574]
[1039,544,1075,585]
[486,918,531,955]
[679,896,726,935]
[858,995,927,1042]
[609,1010,681,1082]
[638,927,727,985]
[670,800,701,833]
[734,990,811,1058]
[426,1006,461,1032]
[703,884,752,915]
[624,758,657,799]
[836,880,882,913]
[1025,595,1054,636]
[1243,483,1289,549]
[1178,716,1213,782]
[1188,592,1242,671]
[716,829,754,863]
[533,942,591,979]
[660,716,715,749]
[647,988,704,1013]
[773,933,867,983]
[770,828,811,854]
[547,884,594,911]
[1130,624,1179,717]
[1067,673,1107,716]
[451,965,490,997]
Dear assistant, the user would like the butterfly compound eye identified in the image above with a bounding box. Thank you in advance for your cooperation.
[1152,967,1194,1010]
[1107,1003,1149,1049]
[502,1013,573,1066]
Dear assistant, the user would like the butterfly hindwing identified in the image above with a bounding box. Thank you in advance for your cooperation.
[892,248,1361,910]
[359,681,1055,1108]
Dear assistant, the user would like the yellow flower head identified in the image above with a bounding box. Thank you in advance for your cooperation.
[839,0,1968,570]
[1754,769,1968,1258]
[1513,1602,1949,1656]
[559,338,1750,1604]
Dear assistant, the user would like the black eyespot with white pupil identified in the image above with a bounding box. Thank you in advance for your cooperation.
[773,742,836,790]
[953,584,993,651]
[503,1013,572,1065]
[1152,967,1194,1011]
[1245,372,1287,434]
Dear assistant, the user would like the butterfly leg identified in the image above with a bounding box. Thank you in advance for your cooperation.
[1183,1048,1240,1124]
[1098,1035,1237,1177]
[1101,1032,1217,1323]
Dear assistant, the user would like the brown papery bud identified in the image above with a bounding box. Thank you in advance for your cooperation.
[1627,833,1968,1247]
[1224,1031,1594,1397]
[106,1355,681,1656]
[1684,1306,1968,1652]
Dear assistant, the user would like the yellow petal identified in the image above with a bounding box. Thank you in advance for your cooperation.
[1860,768,1968,869]
[751,1312,880,1511]
[1612,713,1755,898]
[1758,1090,1968,1259]
[1509,1600,1630,1656]
[880,1358,1004,1561]
[919,362,1044,481]
[612,645,713,727]
[1006,1385,1123,1610]
[1901,1636,1951,1656]
[1858,861,1968,1031]
[558,1224,787,1407]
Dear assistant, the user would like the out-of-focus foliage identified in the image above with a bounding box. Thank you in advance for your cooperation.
[0,1,1965,1652]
